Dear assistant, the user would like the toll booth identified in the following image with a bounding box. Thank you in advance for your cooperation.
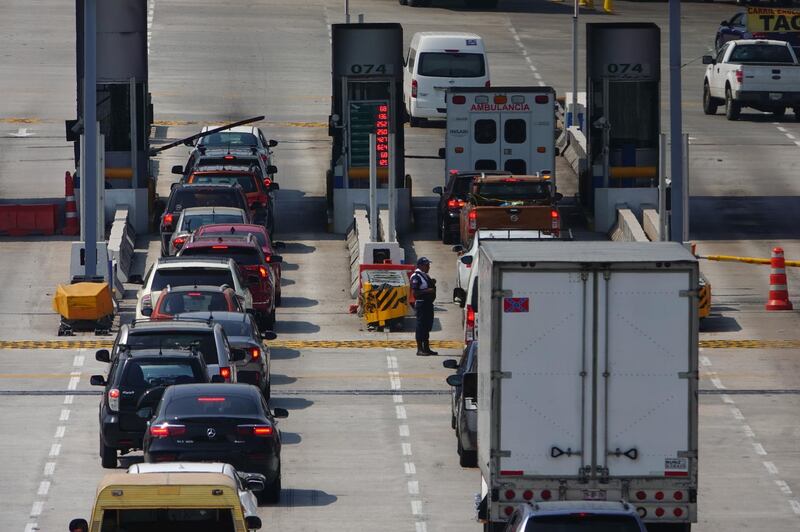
[585,23,661,232]
[73,0,152,234]
[329,23,409,235]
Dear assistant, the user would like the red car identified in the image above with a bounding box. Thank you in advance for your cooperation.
[178,236,278,328]
[192,223,284,305]
[144,285,244,320]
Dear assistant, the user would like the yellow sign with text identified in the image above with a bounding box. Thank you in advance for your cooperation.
[747,7,800,33]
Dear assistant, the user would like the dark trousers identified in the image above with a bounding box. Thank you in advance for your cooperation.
[415,302,434,343]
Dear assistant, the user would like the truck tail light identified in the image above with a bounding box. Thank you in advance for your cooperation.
[523,490,534,501]
[735,69,743,83]
[540,489,552,500]
[220,367,231,382]
[411,80,418,99]
[465,304,476,342]
[452,95,466,104]
[551,209,560,235]
[149,423,186,438]
[655,508,665,518]
[237,424,273,437]
[468,210,477,232]
[673,508,684,518]
[494,95,508,105]
[447,199,465,209]
[504,489,516,500]
[107,388,120,412]
[673,490,684,501]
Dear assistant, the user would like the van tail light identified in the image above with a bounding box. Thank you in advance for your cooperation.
[468,210,477,233]
[452,95,466,105]
[465,304,476,342]
[107,388,120,412]
[259,265,269,279]
[551,209,560,236]
[411,79,418,99]
[735,69,743,84]
[447,199,465,210]
[149,423,186,438]
[250,347,261,360]
[163,213,174,229]
[237,424,274,437]
[485,80,491,88]
[220,367,232,382]
[535,95,549,104]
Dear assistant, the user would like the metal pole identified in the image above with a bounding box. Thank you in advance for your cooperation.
[129,78,138,189]
[571,0,578,128]
[84,0,97,277]
[669,0,684,242]
[602,77,610,189]
[388,133,396,242]
[369,132,377,242]
[682,133,689,242]
[345,0,350,23]
[658,133,667,241]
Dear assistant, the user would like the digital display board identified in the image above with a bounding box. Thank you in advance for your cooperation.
[349,100,389,171]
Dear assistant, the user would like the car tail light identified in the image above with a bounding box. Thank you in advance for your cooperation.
[212,245,229,249]
[259,265,269,279]
[535,95,549,104]
[163,213,174,229]
[141,294,151,310]
[411,79,418,99]
[251,347,260,360]
[655,508,665,518]
[735,69,743,83]
[173,237,186,249]
[485,80,491,88]
[504,490,515,500]
[224,155,236,160]
[502,177,519,183]
[187,292,202,297]
[149,423,186,438]
[238,424,274,437]
[220,367,231,382]
[468,210,477,233]
[540,489,552,500]
[452,95,466,104]
[523,490,534,501]
[197,397,226,402]
[447,199,465,209]
[551,209,560,235]
[107,388,120,412]
[465,304,476,342]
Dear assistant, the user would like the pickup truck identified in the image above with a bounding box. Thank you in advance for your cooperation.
[458,174,561,246]
[703,39,800,120]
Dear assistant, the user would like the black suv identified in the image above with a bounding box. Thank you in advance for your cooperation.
[159,183,250,256]
[90,348,211,468]
[432,170,511,244]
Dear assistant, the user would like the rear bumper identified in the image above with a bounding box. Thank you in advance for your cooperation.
[146,448,280,482]
[735,90,800,107]
[101,414,143,450]
[409,99,445,119]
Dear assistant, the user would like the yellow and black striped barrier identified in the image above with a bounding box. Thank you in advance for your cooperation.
[360,269,411,329]
[698,275,711,320]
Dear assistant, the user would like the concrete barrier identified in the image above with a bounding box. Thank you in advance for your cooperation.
[107,207,136,283]
[347,206,369,298]
[562,126,588,179]
[609,208,649,242]
[642,208,661,242]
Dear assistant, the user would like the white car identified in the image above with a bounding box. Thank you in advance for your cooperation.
[127,462,263,518]
[167,206,248,256]
[136,256,254,319]
[195,125,277,178]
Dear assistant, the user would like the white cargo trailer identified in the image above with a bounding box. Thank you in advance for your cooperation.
[476,242,698,532]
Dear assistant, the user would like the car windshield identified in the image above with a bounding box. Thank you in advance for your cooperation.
[101,508,235,532]
[418,52,485,77]
[164,394,261,417]
[180,246,262,266]
[215,317,256,338]
[729,44,795,64]
[474,181,552,203]
[151,268,234,291]
[526,514,642,532]
[121,360,203,388]
[125,332,219,365]
[179,212,246,231]
[189,173,258,193]
[199,131,259,148]
[157,292,231,314]
[172,190,242,210]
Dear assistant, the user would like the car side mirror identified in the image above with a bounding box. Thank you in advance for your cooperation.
[702,55,715,65]
[554,192,564,202]
[272,407,289,419]
[720,19,729,26]
[268,139,278,148]
[245,477,266,493]
[269,182,280,191]
[453,287,467,307]
[463,372,477,399]
[442,359,459,370]
[451,244,464,253]
[69,518,89,532]
[95,349,110,363]
[231,348,247,362]
[245,515,263,530]
[183,139,194,147]
[266,165,278,174]
[90,375,106,386]
[460,255,473,265]
[446,374,463,387]
[261,331,277,341]
[211,374,225,383]
[136,407,153,419]
[171,165,184,175]
[438,147,446,159]
[432,186,443,195]
[267,255,283,264]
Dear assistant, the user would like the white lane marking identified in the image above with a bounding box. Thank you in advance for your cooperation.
[408,480,419,495]
[59,409,70,422]
[396,405,407,420]
[720,394,734,404]
[730,407,745,421]
[43,462,55,477]
[525,56,533,65]
[700,356,711,367]
[789,499,800,515]
[30,501,43,517]
[786,133,796,140]
[67,376,79,390]
[393,394,403,403]
[54,426,65,439]
[777,126,788,132]
[49,444,61,457]
[507,18,546,86]
[405,462,416,475]
[389,371,401,390]
[415,522,428,532]
[743,425,756,438]
[534,72,543,80]
[399,424,410,437]
[72,355,84,367]
[764,461,779,475]
[401,442,413,456]
[794,140,800,148]
[776,480,793,495]
[387,355,398,369]
[711,377,726,390]
[24,523,37,532]
[37,481,50,496]
[538,81,546,87]
[753,442,767,455]
[146,0,156,54]
[63,395,74,405]
[411,500,423,515]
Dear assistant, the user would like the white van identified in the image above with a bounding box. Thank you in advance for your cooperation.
[404,32,490,126]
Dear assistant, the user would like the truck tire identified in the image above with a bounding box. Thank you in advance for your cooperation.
[460,448,478,467]
[794,107,800,120]
[484,523,506,532]
[100,436,117,469]
[647,524,690,532]
[702,83,718,115]
[725,87,741,121]
[408,0,430,6]
[773,107,786,118]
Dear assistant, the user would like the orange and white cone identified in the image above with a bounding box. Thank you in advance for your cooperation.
[766,247,793,311]
[64,171,79,236]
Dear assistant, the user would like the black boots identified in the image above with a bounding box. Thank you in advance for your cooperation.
[416,341,438,356]
[424,341,438,356]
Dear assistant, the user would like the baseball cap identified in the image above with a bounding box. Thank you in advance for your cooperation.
[417,257,431,266]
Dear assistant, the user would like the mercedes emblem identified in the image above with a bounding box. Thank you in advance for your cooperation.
[206,428,216,439]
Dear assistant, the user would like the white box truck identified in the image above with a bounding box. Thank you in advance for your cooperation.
[476,242,698,532]
[444,86,556,180]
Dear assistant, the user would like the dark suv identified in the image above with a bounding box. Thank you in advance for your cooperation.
[159,184,250,256]
[433,170,511,244]
[90,348,211,468]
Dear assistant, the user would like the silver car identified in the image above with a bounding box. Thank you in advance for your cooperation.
[167,206,248,256]
[503,501,647,532]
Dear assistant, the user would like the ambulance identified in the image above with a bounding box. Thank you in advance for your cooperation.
[443,86,557,184]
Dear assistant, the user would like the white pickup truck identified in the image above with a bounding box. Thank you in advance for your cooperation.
[702,39,800,120]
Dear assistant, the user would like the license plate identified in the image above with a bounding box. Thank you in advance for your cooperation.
[583,489,607,501]
[770,92,783,100]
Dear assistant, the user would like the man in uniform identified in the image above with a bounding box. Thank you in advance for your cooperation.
[410,257,438,356]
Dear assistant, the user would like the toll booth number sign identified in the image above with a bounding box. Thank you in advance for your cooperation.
[349,100,389,170]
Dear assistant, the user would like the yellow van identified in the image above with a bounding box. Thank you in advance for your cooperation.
[68,472,262,532]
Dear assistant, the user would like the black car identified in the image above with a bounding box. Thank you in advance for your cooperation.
[432,170,511,244]
[159,183,250,256]
[444,341,478,467]
[90,348,211,469]
[142,383,288,503]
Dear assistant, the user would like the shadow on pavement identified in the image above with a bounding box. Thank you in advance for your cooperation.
[270,347,300,360]
[270,373,298,386]
[275,320,321,334]
[690,196,800,240]
[274,488,337,508]
[700,315,742,333]
[279,296,319,308]
[280,431,302,445]
[270,397,314,410]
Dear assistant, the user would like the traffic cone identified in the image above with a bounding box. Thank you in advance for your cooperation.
[64,171,79,236]
[766,247,793,311]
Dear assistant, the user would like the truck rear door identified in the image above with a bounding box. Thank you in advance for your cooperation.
[597,270,693,478]
[470,112,501,171]
[497,269,589,477]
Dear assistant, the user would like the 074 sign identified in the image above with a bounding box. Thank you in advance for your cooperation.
[604,62,651,80]
[349,63,390,75]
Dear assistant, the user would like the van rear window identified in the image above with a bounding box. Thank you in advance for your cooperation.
[418,52,486,77]
[101,508,235,531]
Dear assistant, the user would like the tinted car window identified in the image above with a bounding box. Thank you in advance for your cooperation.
[126,332,219,365]
[526,514,642,532]
[180,247,262,266]
[504,159,527,174]
[452,176,475,197]
[505,119,527,143]
[121,360,203,388]
[203,230,267,249]
[190,173,258,193]
[159,292,230,314]
[215,317,257,338]
[729,44,794,63]
[199,131,258,147]
[101,508,235,532]
[475,181,552,202]
[171,190,242,209]
[418,52,486,77]
[475,159,497,170]
[165,394,261,417]
[151,268,234,291]
[179,213,246,231]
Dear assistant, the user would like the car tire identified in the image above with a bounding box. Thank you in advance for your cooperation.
[773,107,786,118]
[794,107,800,121]
[725,86,741,121]
[264,382,271,401]
[276,289,282,307]
[259,470,281,504]
[702,83,718,115]
[100,436,117,469]
[266,310,276,330]
[451,410,457,430]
